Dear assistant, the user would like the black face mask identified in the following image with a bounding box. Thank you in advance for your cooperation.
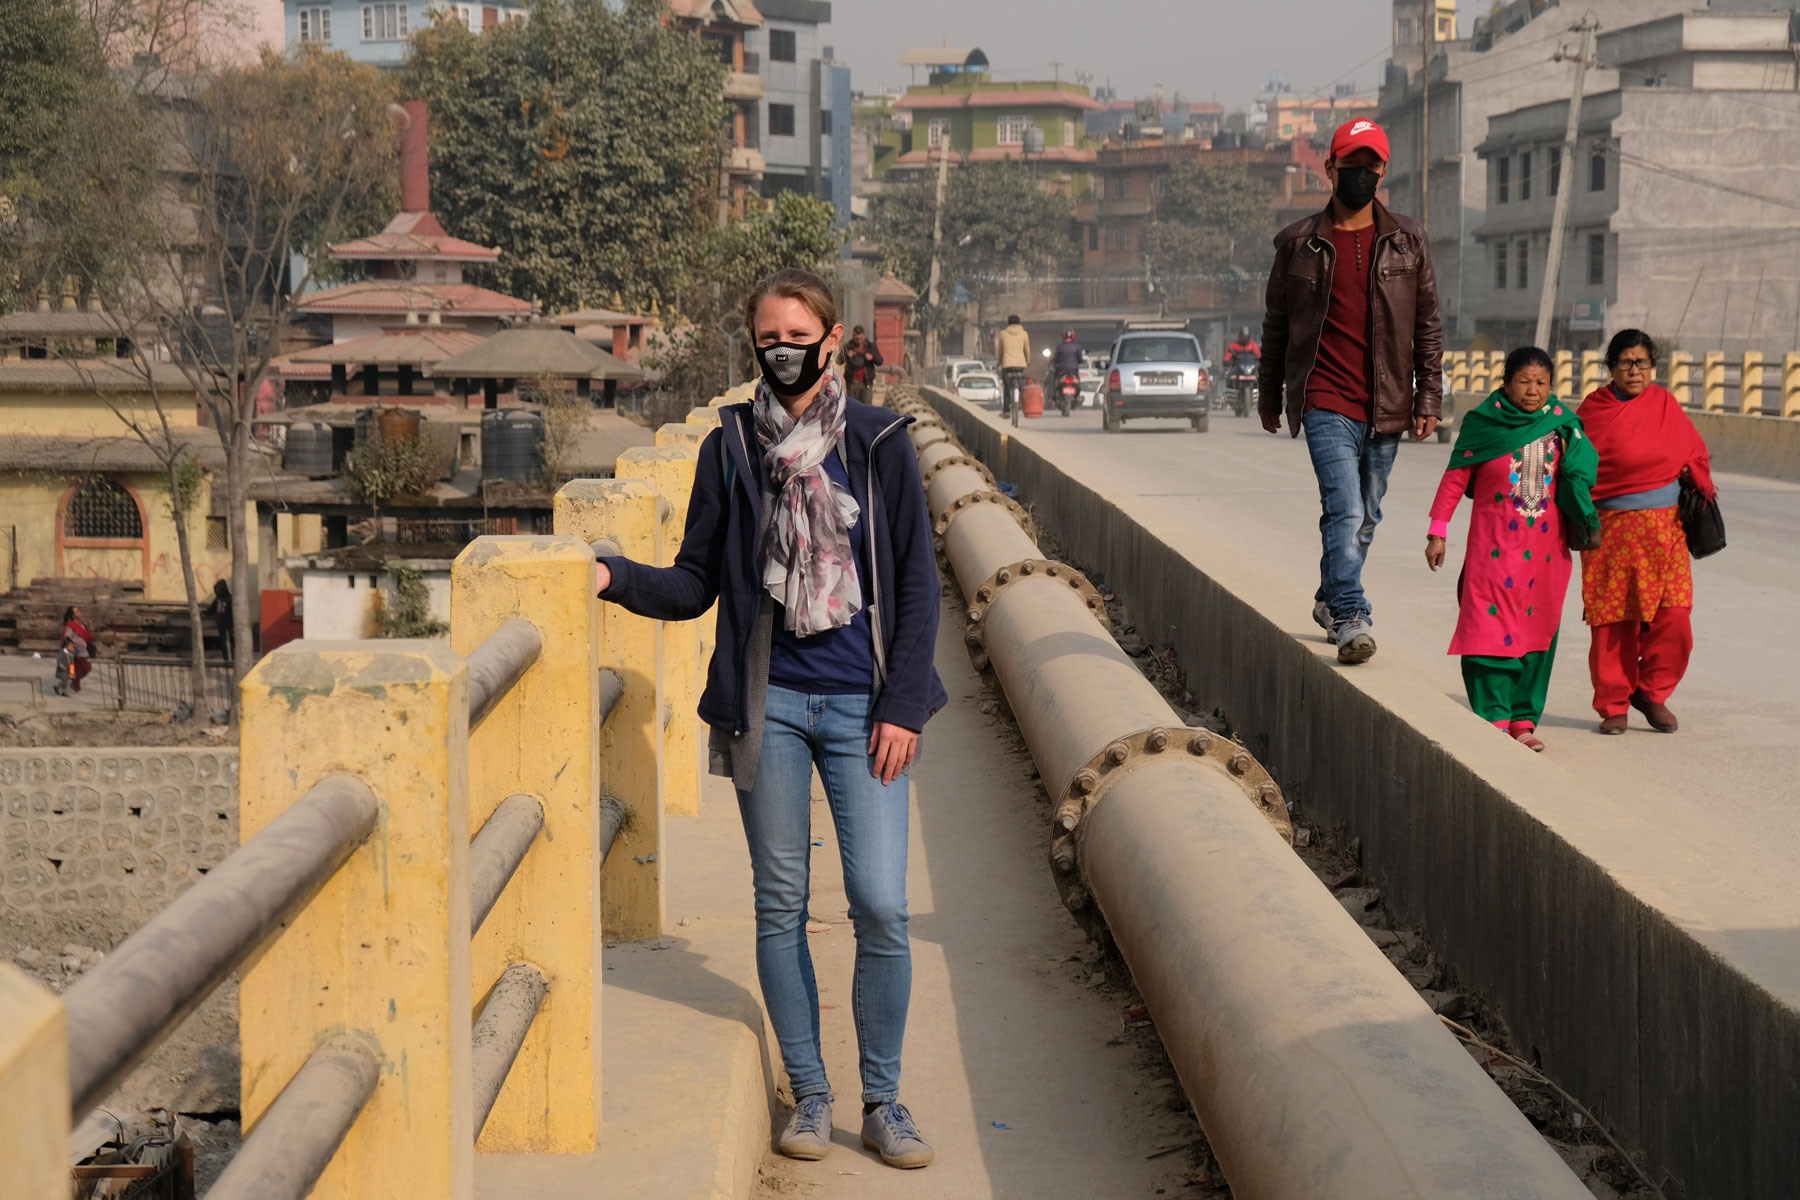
[1334,165,1381,213]
[756,335,830,398]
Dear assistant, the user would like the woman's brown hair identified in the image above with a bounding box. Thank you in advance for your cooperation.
[743,267,839,340]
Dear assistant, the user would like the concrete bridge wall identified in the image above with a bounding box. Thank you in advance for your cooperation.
[918,386,1800,1200]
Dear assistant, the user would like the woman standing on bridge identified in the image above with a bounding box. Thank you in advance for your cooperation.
[1425,347,1598,751]
[593,268,945,1170]
[1577,330,1715,735]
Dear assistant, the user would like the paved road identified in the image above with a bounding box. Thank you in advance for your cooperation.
[990,401,1800,919]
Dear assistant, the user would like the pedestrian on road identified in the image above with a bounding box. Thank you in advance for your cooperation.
[207,579,234,664]
[1258,118,1444,664]
[1425,347,1598,752]
[997,314,1031,416]
[1575,330,1715,734]
[61,605,95,693]
[593,267,946,1171]
[838,325,884,404]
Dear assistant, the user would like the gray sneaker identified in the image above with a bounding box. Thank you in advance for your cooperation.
[861,1101,934,1169]
[1312,600,1336,636]
[777,1093,833,1161]
[1336,617,1376,665]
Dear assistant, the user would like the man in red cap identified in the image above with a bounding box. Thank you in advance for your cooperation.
[1258,118,1443,665]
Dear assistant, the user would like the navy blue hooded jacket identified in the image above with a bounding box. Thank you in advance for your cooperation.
[598,399,948,735]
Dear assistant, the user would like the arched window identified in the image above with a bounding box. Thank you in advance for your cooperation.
[64,478,143,540]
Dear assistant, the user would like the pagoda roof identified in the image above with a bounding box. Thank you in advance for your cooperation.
[284,326,486,367]
[429,326,644,381]
[295,281,533,319]
[328,211,502,263]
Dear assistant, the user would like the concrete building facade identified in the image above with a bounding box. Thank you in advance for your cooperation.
[743,0,852,231]
[1471,10,1800,354]
[282,0,525,67]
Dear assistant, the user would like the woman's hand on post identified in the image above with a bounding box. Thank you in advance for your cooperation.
[1425,536,1446,572]
[594,560,612,595]
[868,722,918,785]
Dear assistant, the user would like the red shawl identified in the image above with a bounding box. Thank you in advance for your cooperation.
[1576,383,1715,501]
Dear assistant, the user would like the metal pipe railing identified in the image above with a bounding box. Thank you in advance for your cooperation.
[206,1036,379,1200]
[599,794,626,864]
[62,775,379,1115]
[466,618,543,728]
[469,793,546,936]
[597,666,625,726]
[472,962,549,1135]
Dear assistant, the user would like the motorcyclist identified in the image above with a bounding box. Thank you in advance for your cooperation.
[1049,329,1082,383]
[1226,326,1261,364]
[997,315,1031,415]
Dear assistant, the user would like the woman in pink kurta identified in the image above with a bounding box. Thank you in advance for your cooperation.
[1426,347,1599,752]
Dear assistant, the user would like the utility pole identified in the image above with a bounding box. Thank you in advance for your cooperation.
[924,143,951,368]
[1536,17,1597,350]
[1420,0,1432,238]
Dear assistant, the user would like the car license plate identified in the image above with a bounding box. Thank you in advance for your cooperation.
[1136,372,1180,386]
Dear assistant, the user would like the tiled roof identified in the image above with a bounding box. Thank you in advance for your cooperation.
[429,327,644,380]
[295,281,533,318]
[0,359,201,392]
[0,311,149,339]
[897,89,1105,112]
[284,327,487,367]
[329,212,501,262]
[0,431,230,472]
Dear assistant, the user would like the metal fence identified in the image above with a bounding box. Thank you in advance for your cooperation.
[109,655,235,715]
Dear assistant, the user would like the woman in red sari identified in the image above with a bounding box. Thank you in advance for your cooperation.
[61,605,96,693]
[1576,330,1715,734]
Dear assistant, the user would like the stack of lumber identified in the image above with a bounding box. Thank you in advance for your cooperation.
[0,578,200,654]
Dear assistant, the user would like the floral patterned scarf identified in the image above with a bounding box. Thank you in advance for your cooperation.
[754,372,863,636]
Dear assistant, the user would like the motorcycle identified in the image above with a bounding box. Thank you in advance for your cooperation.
[1223,351,1259,418]
[1055,371,1080,417]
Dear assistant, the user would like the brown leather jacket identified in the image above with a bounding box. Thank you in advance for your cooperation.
[1257,201,1444,437]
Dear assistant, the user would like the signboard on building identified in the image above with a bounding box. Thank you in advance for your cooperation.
[1568,299,1606,332]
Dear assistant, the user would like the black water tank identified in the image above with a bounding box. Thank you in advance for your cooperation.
[1214,131,1239,150]
[481,409,544,483]
[283,421,334,478]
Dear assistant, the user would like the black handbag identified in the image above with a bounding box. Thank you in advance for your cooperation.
[1678,480,1726,559]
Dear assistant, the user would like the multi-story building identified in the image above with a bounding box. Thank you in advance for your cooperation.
[668,0,767,219]
[743,0,852,230]
[1377,0,1693,341]
[283,0,526,67]
[1470,8,1800,354]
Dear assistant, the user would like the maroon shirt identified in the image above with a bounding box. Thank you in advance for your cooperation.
[1305,226,1374,424]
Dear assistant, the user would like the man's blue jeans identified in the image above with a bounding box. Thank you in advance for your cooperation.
[736,686,911,1105]
[1302,408,1402,624]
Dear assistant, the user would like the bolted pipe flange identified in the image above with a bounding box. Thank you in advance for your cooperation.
[962,559,1110,664]
[1050,835,1078,873]
[920,454,997,490]
[933,492,1037,543]
[1187,730,1214,755]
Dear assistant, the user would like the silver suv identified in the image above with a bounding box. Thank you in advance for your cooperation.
[1102,328,1211,432]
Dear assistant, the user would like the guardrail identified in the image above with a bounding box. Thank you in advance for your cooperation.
[0,433,710,1193]
[1444,348,1800,417]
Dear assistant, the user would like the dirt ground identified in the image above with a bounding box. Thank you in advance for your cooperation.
[0,709,233,749]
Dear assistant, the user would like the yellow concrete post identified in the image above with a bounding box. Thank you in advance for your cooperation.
[1703,351,1727,411]
[1448,351,1469,394]
[1740,351,1765,414]
[451,536,601,1153]
[1489,350,1508,392]
[239,642,472,1200]
[655,422,709,455]
[1783,352,1800,418]
[614,446,702,817]
[655,423,719,687]
[1579,351,1605,399]
[708,395,737,409]
[1553,350,1574,400]
[1669,351,1695,406]
[553,480,666,941]
[687,407,723,429]
[0,965,67,1200]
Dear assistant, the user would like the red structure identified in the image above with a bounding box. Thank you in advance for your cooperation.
[871,276,917,382]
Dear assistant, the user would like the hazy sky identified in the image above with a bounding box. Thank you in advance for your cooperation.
[826,0,1479,110]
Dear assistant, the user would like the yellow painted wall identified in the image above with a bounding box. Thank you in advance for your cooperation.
[0,390,199,437]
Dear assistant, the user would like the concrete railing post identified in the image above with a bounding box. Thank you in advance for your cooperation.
[1489,350,1507,394]
[0,965,67,1199]
[1740,351,1765,415]
[614,446,703,817]
[1783,352,1800,418]
[554,480,667,940]
[1669,351,1695,406]
[1552,349,1574,400]
[239,642,474,1200]
[1579,350,1604,399]
[1703,351,1727,411]
[1447,351,1468,394]
[656,422,717,687]
[687,406,724,430]
[451,536,602,1152]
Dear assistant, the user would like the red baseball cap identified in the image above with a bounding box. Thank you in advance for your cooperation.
[1330,119,1390,163]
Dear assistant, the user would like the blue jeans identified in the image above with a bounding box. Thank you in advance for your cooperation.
[736,686,911,1104]
[1303,408,1402,624]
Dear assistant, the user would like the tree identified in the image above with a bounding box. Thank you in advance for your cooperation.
[871,161,1074,340]
[1141,162,1276,305]
[406,0,727,312]
[700,190,845,383]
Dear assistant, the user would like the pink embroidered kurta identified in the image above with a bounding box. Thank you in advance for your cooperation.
[1429,432,1574,657]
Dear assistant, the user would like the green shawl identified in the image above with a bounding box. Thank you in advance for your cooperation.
[1449,389,1599,544]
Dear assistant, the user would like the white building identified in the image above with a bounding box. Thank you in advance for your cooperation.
[283,0,526,69]
[743,0,852,229]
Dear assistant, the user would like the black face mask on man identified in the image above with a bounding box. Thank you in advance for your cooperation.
[1333,165,1381,213]
[756,335,831,399]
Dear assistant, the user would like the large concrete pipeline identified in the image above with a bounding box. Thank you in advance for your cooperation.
[902,404,1589,1200]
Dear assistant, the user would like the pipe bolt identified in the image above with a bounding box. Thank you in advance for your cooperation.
[1188,731,1213,755]
[1052,845,1077,872]
[1259,782,1282,806]
[1229,751,1252,775]
[1106,742,1130,766]
[1065,884,1091,911]
[1046,564,1060,577]
[976,585,995,603]
[996,568,1013,585]
[1058,810,1079,832]
[1146,728,1169,753]
[971,652,990,672]
[964,627,984,647]
[966,607,983,624]
[1074,768,1099,794]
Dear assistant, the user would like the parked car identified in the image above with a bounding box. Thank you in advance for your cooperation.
[955,371,1003,406]
[939,357,983,389]
[1102,330,1212,432]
